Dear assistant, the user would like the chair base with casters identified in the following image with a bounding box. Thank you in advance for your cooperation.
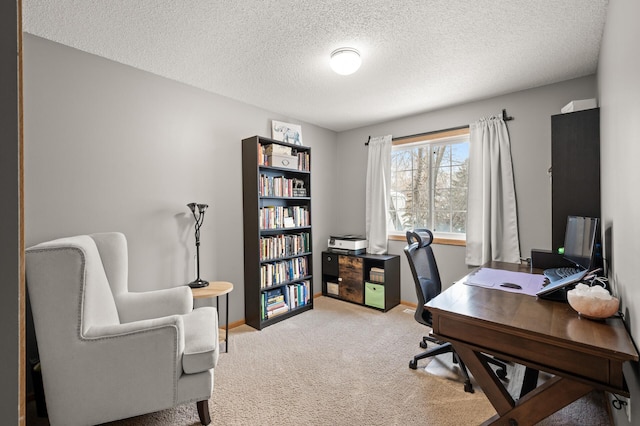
[410,332,476,392]
[409,334,508,393]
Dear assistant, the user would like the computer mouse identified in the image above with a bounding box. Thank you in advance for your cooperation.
[500,282,522,289]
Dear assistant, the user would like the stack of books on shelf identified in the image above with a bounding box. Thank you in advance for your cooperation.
[261,280,312,320]
[260,232,310,261]
[259,205,310,229]
[260,257,309,288]
[292,178,306,197]
[262,288,289,319]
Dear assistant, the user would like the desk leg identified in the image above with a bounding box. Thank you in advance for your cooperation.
[519,367,539,398]
[453,344,514,414]
[453,343,593,426]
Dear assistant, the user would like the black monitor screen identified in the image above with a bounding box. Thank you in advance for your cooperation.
[563,216,599,270]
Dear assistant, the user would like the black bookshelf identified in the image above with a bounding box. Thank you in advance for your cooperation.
[242,135,313,330]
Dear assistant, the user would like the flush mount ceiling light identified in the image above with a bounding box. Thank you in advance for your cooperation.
[330,48,361,75]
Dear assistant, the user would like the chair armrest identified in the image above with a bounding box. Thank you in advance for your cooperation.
[85,315,186,363]
[86,314,184,341]
[116,286,193,323]
[45,317,188,423]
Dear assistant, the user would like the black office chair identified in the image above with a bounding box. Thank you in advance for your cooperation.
[404,229,507,393]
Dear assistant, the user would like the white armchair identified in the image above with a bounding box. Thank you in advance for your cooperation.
[26,232,218,426]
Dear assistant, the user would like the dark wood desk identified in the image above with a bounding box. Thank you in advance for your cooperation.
[426,261,638,426]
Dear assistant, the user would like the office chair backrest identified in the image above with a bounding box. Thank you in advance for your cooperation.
[404,229,442,327]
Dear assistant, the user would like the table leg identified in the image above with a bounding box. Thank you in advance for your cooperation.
[225,293,229,353]
[481,376,593,426]
[453,343,593,425]
[519,367,539,398]
[215,295,229,353]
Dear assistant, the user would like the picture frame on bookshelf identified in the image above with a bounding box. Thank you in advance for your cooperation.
[271,120,303,145]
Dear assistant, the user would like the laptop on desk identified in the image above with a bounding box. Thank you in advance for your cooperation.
[543,216,600,282]
[536,269,589,298]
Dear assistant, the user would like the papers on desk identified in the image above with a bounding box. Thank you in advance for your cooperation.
[463,268,547,296]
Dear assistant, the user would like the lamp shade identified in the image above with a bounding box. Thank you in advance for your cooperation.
[330,48,361,75]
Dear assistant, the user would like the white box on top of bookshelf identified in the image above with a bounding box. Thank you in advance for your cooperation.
[265,144,292,156]
[267,154,298,170]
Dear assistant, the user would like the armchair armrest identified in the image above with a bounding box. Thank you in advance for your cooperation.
[47,316,188,425]
[116,286,193,323]
[86,314,184,342]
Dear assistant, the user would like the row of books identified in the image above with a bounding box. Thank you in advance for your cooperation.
[296,151,310,172]
[260,232,310,261]
[259,174,307,198]
[261,280,311,320]
[259,205,310,230]
[260,256,308,288]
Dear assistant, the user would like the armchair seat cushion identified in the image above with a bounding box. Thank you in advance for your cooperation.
[182,307,219,374]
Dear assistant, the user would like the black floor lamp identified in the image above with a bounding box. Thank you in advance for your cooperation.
[187,202,209,288]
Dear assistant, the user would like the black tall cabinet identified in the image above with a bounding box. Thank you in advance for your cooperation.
[551,108,600,251]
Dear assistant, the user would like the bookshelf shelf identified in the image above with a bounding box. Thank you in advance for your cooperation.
[242,135,313,330]
[260,252,312,264]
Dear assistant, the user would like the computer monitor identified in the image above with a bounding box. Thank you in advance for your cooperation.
[562,215,599,271]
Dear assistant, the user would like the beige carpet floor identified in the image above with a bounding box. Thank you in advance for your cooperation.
[27,296,611,425]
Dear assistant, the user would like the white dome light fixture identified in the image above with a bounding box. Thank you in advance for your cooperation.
[330,48,361,75]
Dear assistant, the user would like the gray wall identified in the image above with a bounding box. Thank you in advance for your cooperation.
[23,34,338,326]
[1,1,20,423]
[598,1,640,424]
[334,75,597,303]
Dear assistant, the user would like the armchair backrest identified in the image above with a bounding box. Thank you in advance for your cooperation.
[403,229,442,327]
[90,232,129,297]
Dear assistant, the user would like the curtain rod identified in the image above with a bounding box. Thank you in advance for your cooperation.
[365,108,514,145]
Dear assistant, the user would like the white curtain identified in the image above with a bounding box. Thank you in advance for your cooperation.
[465,116,521,265]
[366,135,392,254]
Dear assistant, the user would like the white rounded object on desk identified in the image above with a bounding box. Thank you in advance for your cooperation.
[567,283,619,320]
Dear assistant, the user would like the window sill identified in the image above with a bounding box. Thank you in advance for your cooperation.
[388,234,466,247]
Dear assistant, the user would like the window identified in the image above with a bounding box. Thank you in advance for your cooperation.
[389,128,470,241]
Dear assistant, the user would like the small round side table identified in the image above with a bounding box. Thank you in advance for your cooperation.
[191,281,233,353]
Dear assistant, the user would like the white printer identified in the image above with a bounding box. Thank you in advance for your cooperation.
[327,235,367,254]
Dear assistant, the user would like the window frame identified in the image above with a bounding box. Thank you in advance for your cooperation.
[388,127,470,246]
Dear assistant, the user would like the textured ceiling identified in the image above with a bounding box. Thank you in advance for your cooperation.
[23,0,608,132]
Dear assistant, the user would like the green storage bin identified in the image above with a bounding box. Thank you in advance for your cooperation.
[365,282,385,309]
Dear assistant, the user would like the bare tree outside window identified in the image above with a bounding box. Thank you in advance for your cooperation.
[389,130,469,239]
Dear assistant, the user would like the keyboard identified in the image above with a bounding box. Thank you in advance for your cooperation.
[543,267,581,282]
